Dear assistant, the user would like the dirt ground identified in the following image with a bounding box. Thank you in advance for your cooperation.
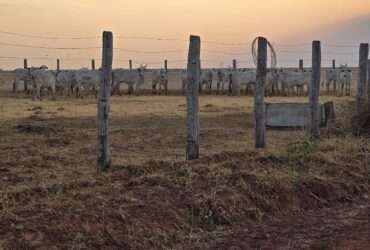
[0,91,368,249]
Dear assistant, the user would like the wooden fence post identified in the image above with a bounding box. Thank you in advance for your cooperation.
[299,59,304,71]
[232,59,240,96]
[22,58,29,92]
[91,59,96,70]
[186,35,201,160]
[368,59,370,109]
[309,41,321,139]
[164,59,168,73]
[357,43,369,113]
[255,37,267,148]
[97,31,113,172]
[56,59,60,72]
[23,59,28,69]
[164,59,169,95]
[129,59,132,70]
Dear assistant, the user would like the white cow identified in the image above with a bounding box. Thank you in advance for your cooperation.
[227,70,256,95]
[323,68,339,94]
[338,65,352,96]
[152,69,168,95]
[278,69,311,96]
[215,69,232,94]
[182,69,213,94]
[266,70,280,96]
[74,68,101,98]
[55,70,76,97]
[229,70,279,96]
[13,68,30,93]
[200,70,213,93]
[30,69,56,100]
[112,68,145,95]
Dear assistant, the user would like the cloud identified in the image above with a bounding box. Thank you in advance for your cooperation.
[307,14,370,44]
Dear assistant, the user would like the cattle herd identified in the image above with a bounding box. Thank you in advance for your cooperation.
[12,64,353,99]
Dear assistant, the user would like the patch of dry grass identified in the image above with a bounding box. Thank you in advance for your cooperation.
[0,92,368,249]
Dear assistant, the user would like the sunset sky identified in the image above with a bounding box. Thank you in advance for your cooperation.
[0,0,369,69]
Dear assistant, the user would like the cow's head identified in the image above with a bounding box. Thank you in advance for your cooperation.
[139,64,147,71]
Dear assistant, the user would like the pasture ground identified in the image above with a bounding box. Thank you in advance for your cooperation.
[0,92,368,249]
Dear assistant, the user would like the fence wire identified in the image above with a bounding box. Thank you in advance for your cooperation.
[0,29,365,69]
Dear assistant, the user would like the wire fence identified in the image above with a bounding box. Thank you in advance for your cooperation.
[0,29,366,70]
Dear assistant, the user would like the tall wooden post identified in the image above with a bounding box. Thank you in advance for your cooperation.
[309,41,321,139]
[22,59,29,92]
[97,31,113,172]
[186,35,201,160]
[368,59,370,109]
[129,59,132,70]
[299,59,304,71]
[56,59,60,72]
[164,59,168,73]
[91,59,96,70]
[357,43,369,113]
[255,37,267,148]
[232,59,240,96]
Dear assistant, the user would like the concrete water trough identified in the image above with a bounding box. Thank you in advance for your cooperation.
[266,102,334,128]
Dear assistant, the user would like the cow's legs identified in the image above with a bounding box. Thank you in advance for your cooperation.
[152,81,157,95]
[346,81,351,96]
[24,80,28,93]
[51,86,56,100]
[128,85,134,95]
[159,82,162,95]
[325,80,330,94]
[199,81,203,94]
[135,83,142,96]
[164,80,168,96]
[35,86,41,101]
[111,82,116,96]
[116,83,122,96]
[335,80,339,95]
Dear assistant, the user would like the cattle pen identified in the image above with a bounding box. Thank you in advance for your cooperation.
[0,30,369,249]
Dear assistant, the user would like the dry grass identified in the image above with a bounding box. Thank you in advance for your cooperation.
[0,91,368,249]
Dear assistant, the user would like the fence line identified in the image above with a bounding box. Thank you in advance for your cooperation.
[0,29,364,47]
[0,30,100,40]
[0,36,364,69]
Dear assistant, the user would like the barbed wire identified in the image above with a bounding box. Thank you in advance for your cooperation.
[0,42,100,50]
[0,40,361,57]
[0,29,363,48]
[0,29,364,69]
[0,30,100,40]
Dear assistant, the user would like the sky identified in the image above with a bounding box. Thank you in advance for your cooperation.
[0,0,369,69]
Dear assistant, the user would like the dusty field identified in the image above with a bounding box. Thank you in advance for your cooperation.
[0,92,368,249]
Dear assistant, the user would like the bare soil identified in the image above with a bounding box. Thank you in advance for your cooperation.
[0,92,368,249]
